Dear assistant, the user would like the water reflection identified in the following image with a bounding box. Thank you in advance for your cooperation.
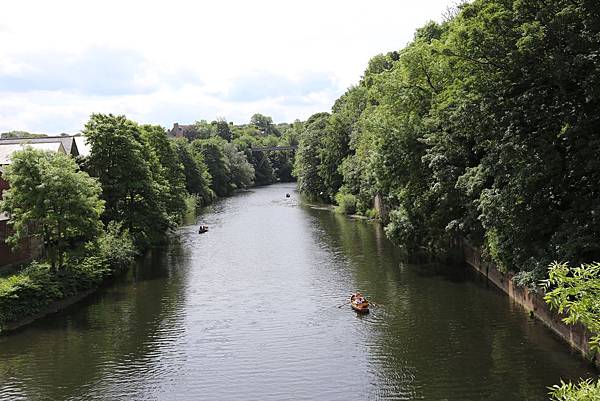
[0,184,596,401]
[307,206,596,400]
[0,235,190,400]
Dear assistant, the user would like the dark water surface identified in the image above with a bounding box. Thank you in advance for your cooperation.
[0,183,596,400]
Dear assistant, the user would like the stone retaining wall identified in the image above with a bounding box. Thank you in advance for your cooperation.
[460,239,599,367]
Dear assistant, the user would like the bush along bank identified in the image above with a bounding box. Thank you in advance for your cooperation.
[289,2,599,397]
[0,112,296,331]
[0,223,135,333]
[293,0,600,279]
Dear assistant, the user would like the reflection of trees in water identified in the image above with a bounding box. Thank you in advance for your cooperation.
[0,233,191,400]
[308,209,594,401]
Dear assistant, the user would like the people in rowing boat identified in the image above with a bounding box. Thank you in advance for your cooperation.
[353,292,366,304]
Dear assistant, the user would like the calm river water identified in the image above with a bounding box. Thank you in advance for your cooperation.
[0,183,596,400]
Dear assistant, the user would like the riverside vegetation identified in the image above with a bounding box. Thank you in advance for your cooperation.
[0,113,296,331]
[290,0,599,399]
[1,0,599,398]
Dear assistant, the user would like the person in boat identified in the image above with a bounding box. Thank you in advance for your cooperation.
[353,292,365,304]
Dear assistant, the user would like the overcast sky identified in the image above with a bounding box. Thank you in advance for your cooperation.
[0,0,453,134]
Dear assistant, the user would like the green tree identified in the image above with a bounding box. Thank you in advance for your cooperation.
[141,125,188,224]
[191,137,233,197]
[293,112,330,199]
[320,85,367,200]
[250,113,280,136]
[215,118,233,142]
[193,120,215,140]
[0,130,46,139]
[173,138,213,205]
[0,148,104,269]
[223,142,254,189]
[82,114,170,248]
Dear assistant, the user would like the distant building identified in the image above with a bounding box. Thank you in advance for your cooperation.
[168,123,197,140]
[0,136,78,157]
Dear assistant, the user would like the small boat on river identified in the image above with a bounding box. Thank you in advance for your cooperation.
[350,293,369,313]
[198,225,209,234]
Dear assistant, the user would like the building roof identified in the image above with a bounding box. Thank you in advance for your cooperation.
[0,136,79,156]
[0,142,66,165]
[168,123,197,138]
[73,135,91,157]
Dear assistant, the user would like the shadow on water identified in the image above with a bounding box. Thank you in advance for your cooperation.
[0,234,191,401]
[0,184,596,401]
[304,206,597,401]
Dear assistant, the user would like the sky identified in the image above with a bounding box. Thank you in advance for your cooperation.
[0,0,454,134]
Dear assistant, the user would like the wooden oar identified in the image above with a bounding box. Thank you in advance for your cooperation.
[337,300,351,308]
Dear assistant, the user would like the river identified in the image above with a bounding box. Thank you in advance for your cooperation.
[0,183,596,400]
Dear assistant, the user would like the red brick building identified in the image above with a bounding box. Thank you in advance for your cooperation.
[0,172,35,268]
[0,138,75,268]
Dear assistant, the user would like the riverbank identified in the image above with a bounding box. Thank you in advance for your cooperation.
[0,183,292,335]
[0,258,122,334]
[1,182,593,401]
[459,239,600,367]
[2,288,96,332]
[314,198,599,368]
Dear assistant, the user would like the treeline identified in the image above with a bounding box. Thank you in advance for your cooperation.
[179,113,299,195]
[0,112,296,328]
[293,0,600,286]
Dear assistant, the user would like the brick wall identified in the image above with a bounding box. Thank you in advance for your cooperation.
[0,220,34,269]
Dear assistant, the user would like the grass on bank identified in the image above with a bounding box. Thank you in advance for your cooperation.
[0,223,135,331]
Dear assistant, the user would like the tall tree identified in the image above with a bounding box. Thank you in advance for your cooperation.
[173,138,214,205]
[215,118,233,142]
[0,149,104,269]
[191,137,233,197]
[141,125,188,224]
[82,114,170,248]
[293,112,330,199]
[250,113,280,136]
[223,142,254,188]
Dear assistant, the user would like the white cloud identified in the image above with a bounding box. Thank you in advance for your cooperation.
[0,0,453,133]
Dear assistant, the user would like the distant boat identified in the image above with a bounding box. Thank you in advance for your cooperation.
[286,193,291,198]
[350,293,369,313]
[198,225,209,234]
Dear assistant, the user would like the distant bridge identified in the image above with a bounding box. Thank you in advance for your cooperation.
[250,145,297,152]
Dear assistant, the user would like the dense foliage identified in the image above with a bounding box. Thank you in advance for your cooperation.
[0,111,294,328]
[0,226,135,331]
[549,378,600,401]
[0,130,46,139]
[1,149,104,269]
[293,0,600,285]
[544,262,600,400]
[544,262,600,353]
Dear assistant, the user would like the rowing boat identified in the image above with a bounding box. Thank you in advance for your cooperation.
[350,293,369,313]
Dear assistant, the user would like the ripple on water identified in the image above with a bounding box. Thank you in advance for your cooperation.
[0,184,596,401]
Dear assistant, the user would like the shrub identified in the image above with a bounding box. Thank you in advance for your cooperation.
[335,190,358,215]
[0,223,136,331]
[549,378,600,401]
[0,261,105,329]
[96,221,136,272]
